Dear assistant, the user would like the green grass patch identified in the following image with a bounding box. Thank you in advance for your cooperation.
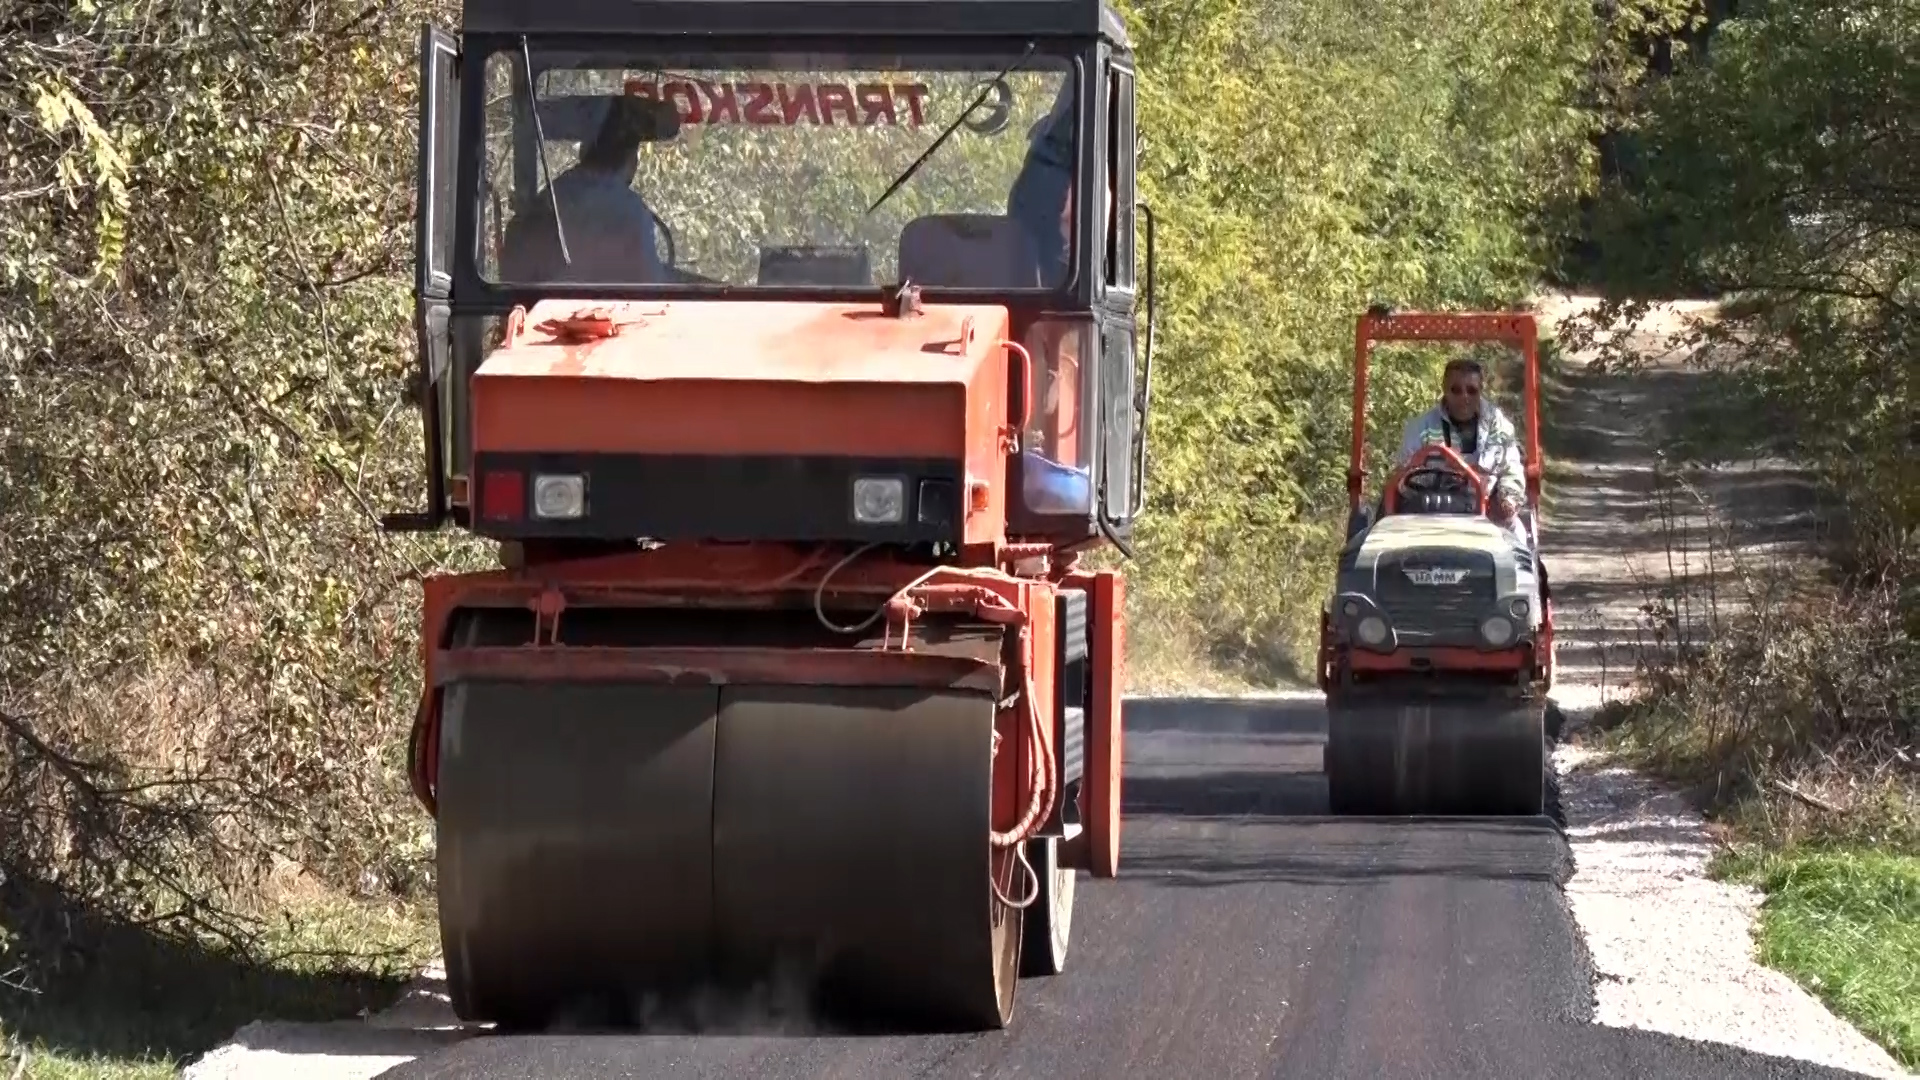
[1,889,438,1079]
[10,1052,176,1080]
[1713,847,1920,1071]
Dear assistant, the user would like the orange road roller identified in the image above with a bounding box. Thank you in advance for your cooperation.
[383,0,1156,1031]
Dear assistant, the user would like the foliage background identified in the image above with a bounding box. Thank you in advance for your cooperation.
[0,0,1784,1067]
[1561,3,1916,1056]
[1118,0,1601,679]
[1571,0,1916,847]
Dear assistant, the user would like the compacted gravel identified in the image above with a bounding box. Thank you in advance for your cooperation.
[1553,742,1911,1080]
[1537,293,1909,1079]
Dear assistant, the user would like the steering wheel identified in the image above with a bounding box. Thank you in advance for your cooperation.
[649,209,677,270]
[1383,442,1489,516]
[1400,465,1470,495]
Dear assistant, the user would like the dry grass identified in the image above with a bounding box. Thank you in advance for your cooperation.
[1590,462,1917,852]
[1123,605,1271,697]
[0,655,436,1080]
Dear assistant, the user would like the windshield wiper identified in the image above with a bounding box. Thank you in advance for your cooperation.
[521,35,571,266]
[864,42,1037,217]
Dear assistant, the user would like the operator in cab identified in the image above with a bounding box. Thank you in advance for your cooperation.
[1007,80,1076,287]
[1395,357,1530,544]
[498,93,675,284]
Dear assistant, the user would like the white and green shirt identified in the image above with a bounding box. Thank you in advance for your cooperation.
[1395,401,1527,506]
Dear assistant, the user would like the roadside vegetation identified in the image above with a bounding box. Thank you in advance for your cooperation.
[1564,0,1916,1066]
[0,0,1892,1075]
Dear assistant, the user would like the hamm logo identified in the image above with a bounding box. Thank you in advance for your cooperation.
[1402,566,1470,587]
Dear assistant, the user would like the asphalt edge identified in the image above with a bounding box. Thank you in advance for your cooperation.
[1544,698,1604,1029]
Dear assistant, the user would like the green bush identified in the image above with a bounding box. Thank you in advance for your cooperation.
[1,0,479,965]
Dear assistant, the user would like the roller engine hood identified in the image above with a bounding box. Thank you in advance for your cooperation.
[464,298,1018,546]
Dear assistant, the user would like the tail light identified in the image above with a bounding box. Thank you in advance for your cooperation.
[480,469,524,522]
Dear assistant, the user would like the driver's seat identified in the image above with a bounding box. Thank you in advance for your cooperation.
[898,214,1041,289]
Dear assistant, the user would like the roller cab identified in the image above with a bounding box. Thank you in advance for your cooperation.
[1316,309,1555,817]
[382,0,1154,1033]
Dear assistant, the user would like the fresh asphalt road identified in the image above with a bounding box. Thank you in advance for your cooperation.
[381,695,1874,1080]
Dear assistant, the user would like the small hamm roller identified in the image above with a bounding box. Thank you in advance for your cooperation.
[1316,309,1555,817]
[384,0,1155,1031]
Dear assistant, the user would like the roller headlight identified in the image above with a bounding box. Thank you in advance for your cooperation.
[1357,616,1390,647]
[1480,615,1515,647]
[852,476,905,524]
[532,474,586,520]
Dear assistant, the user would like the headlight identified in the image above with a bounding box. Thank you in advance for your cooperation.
[1480,615,1514,647]
[532,474,586,520]
[1342,600,1361,619]
[1509,597,1530,621]
[852,476,905,524]
[1357,616,1389,647]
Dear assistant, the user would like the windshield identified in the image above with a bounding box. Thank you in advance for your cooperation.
[478,45,1079,291]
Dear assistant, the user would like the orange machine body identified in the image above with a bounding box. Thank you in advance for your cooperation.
[390,1,1149,1028]
[1318,308,1554,690]
[464,298,1017,550]
[406,295,1124,880]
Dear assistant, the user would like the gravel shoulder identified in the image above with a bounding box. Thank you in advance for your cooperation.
[1534,293,1912,1080]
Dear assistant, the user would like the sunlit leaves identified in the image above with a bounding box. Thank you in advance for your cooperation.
[1,0,480,926]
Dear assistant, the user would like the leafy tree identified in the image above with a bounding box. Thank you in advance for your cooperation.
[1,0,468,967]
[1582,0,1916,565]
[1117,0,1603,670]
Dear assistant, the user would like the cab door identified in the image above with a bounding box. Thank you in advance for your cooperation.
[385,24,461,532]
[1091,52,1151,547]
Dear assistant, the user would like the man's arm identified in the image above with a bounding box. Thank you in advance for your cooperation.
[619,191,664,282]
[1395,408,1442,465]
[1485,412,1527,510]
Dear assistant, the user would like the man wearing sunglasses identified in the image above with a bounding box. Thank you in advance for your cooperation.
[1395,357,1530,543]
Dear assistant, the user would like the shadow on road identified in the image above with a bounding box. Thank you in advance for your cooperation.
[1122,818,1572,888]
[1123,768,1326,817]
[0,870,417,1072]
[1114,694,1573,890]
[1124,693,1327,736]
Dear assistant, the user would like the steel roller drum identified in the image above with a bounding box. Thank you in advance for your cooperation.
[433,635,1019,1031]
[1325,696,1546,817]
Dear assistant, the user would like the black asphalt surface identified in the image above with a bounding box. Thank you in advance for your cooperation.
[381,695,1876,1080]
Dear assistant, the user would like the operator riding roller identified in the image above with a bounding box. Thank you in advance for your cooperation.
[1315,309,1556,817]
[383,0,1154,1032]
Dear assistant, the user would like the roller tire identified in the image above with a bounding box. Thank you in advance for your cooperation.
[1018,836,1075,977]
[1325,697,1546,817]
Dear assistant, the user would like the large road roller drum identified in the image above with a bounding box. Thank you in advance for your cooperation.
[433,609,1023,1031]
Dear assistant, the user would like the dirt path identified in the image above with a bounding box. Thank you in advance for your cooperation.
[1534,293,1910,1079]
[1533,293,1830,711]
